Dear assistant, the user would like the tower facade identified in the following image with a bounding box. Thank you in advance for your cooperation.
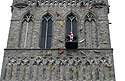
[1,0,116,81]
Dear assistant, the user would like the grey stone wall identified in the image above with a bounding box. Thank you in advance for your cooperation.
[7,0,111,49]
[1,49,115,81]
[0,0,116,81]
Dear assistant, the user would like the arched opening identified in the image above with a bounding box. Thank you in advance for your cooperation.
[65,12,78,49]
[84,12,98,48]
[19,12,33,48]
[40,13,53,49]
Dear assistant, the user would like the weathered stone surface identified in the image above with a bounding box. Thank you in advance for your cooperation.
[1,49,115,81]
[7,0,111,49]
[1,0,116,81]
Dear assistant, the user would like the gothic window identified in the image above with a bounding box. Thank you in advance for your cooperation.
[40,13,53,49]
[19,12,33,48]
[66,13,77,38]
[65,13,78,49]
[84,12,98,48]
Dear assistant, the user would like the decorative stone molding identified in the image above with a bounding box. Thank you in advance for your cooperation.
[6,55,112,67]
[4,55,113,81]
[13,0,108,9]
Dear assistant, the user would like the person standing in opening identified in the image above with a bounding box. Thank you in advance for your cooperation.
[68,32,74,42]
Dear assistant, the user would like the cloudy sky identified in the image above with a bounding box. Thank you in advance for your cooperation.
[0,0,125,81]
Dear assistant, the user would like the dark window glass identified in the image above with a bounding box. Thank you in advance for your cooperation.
[65,13,78,49]
[40,13,52,49]
[66,18,71,35]
[72,19,77,37]
[66,13,77,37]
[66,13,77,40]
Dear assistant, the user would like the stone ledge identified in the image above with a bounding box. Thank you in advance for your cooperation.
[4,48,113,50]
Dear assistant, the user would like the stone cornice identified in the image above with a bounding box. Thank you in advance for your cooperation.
[4,48,113,50]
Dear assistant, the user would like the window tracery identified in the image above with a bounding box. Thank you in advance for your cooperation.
[40,13,53,49]
[84,12,98,48]
[19,12,33,48]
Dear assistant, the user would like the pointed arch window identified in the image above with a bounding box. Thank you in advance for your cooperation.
[19,12,33,48]
[84,12,98,48]
[65,13,78,49]
[40,13,53,49]
[66,13,77,37]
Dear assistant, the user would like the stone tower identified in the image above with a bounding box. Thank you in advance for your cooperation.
[0,0,116,81]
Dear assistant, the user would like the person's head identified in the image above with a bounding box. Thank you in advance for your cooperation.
[70,32,73,34]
